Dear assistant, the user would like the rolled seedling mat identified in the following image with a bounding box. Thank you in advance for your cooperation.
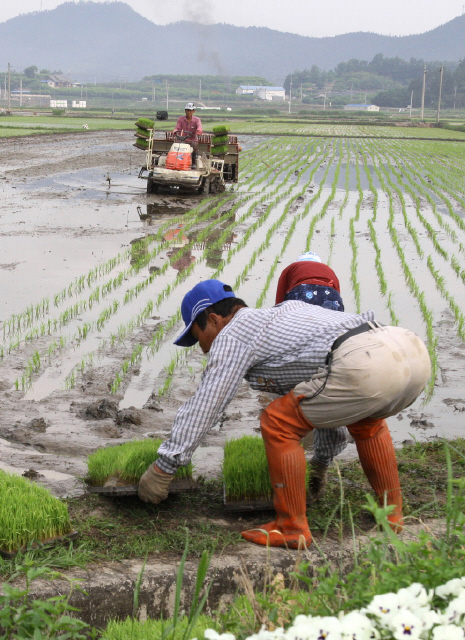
[87,477,198,497]
[133,139,149,150]
[222,435,310,512]
[135,117,154,131]
[212,124,230,135]
[85,438,196,497]
[0,531,80,560]
[211,134,228,145]
[135,127,151,139]
[211,144,229,156]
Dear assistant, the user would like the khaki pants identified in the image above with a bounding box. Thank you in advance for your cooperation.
[295,326,431,428]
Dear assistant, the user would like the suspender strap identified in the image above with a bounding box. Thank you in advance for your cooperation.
[326,321,381,365]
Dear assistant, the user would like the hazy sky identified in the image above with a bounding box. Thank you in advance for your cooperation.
[2,0,464,37]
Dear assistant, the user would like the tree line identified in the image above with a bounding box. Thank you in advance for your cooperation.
[284,55,465,108]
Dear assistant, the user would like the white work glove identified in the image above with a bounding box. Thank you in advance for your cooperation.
[138,464,174,504]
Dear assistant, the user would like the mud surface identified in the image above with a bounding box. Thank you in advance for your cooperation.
[0,131,276,497]
[0,131,464,501]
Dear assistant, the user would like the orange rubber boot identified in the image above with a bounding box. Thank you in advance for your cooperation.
[347,418,403,530]
[241,392,313,549]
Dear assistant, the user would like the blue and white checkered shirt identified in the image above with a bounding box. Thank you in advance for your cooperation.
[156,301,375,473]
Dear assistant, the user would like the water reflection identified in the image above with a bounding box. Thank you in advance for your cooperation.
[133,211,238,275]
[137,203,191,224]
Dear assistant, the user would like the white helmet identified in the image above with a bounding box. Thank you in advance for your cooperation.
[185,102,196,110]
[297,251,322,263]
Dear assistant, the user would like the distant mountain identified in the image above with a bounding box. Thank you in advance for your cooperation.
[0,2,464,83]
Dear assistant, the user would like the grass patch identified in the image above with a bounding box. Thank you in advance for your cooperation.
[103,614,218,640]
[1,439,462,578]
[0,471,72,553]
[86,439,193,486]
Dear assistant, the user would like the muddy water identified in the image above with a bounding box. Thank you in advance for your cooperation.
[1,131,465,499]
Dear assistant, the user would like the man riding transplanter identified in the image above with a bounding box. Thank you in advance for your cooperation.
[138,279,431,549]
[173,102,203,168]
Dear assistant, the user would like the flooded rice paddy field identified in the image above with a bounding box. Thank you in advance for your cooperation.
[0,129,464,497]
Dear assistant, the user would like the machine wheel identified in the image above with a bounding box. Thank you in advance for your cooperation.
[211,178,225,194]
[201,178,211,195]
[147,178,159,194]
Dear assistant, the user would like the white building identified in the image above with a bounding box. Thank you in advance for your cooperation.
[50,100,67,108]
[255,86,286,101]
[344,104,380,111]
[71,101,87,108]
[235,85,286,100]
[236,85,260,95]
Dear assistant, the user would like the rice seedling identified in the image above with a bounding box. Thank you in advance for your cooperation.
[223,436,273,502]
[222,436,310,503]
[86,439,193,486]
[0,470,72,554]
[427,256,465,341]
[212,124,230,135]
[135,117,154,130]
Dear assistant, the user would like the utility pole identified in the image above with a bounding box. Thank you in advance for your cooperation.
[420,65,426,120]
[300,83,303,100]
[323,89,327,110]
[7,63,11,112]
[436,66,444,124]
[199,78,202,102]
[454,85,457,110]
[166,79,169,110]
[409,91,413,117]
[20,78,22,107]
[288,78,292,114]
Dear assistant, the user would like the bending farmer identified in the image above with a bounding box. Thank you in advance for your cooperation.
[139,279,431,549]
[276,251,347,501]
[173,102,203,167]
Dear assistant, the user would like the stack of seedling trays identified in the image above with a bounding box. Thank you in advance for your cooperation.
[86,438,196,496]
[211,124,230,156]
[134,117,154,151]
[0,470,77,559]
[222,436,310,512]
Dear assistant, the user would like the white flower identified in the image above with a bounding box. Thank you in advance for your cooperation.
[339,611,380,639]
[397,583,433,609]
[431,624,465,640]
[435,578,465,600]
[442,593,465,625]
[414,608,441,630]
[389,610,423,639]
[363,593,402,627]
[247,626,285,640]
[287,616,343,640]
[204,630,236,640]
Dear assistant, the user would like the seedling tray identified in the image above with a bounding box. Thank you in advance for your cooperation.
[223,485,313,513]
[87,478,198,497]
[0,531,79,560]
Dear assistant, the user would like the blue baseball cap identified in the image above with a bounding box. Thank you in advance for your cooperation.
[174,279,236,347]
